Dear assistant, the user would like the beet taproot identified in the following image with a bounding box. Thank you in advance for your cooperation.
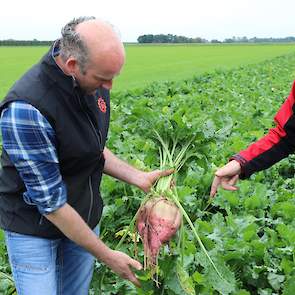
[136,196,182,269]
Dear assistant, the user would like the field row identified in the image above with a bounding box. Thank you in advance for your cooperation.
[1,43,295,98]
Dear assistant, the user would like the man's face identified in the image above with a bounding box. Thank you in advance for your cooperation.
[76,64,114,94]
[74,51,125,94]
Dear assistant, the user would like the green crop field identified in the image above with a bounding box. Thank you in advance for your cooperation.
[119,43,295,90]
[1,43,295,98]
[1,44,295,294]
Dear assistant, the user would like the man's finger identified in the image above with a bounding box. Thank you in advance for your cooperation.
[160,169,175,177]
[128,272,141,288]
[128,257,142,271]
[127,258,142,287]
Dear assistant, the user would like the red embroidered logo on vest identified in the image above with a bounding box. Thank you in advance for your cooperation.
[97,97,107,113]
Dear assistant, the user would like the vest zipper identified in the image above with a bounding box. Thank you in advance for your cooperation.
[76,93,102,225]
[87,176,94,224]
[39,215,44,225]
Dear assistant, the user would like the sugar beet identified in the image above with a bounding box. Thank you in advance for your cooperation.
[136,196,182,269]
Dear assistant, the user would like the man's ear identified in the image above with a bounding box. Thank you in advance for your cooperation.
[64,57,78,75]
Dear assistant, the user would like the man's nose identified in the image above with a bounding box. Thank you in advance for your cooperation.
[102,80,113,90]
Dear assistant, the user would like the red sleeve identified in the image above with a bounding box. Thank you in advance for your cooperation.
[231,81,295,179]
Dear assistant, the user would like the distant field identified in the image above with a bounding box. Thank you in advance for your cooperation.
[1,43,295,97]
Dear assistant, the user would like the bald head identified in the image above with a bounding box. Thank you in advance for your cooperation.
[75,19,125,77]
[60,17,125,74]
[58,17,125,92]
[76,19,124,55]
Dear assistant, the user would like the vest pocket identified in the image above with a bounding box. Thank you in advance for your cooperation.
[86,172,103,229]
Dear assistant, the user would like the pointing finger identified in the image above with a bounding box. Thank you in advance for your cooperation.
[210,176,221,197]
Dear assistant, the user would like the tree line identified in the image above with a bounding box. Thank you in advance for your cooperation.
[1,35,295,46]
[0,39,52,46]
[137,34,207,44]
[137,34,295,44]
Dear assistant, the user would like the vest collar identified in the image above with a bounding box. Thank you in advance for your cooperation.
[41,40,84,96]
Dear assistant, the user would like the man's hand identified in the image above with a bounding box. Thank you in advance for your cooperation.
[105,250,142,287]
[45,204,143,287]
[103,148,175,191]
[210,160,241,197]
[137,169,174,193]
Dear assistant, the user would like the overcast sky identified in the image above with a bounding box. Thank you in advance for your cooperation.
[1,0,295,42]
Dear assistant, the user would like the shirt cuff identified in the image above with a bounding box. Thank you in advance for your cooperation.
[23,183,67,215]
[229,154,248,179]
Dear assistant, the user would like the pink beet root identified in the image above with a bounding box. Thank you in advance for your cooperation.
[136,197,182,269]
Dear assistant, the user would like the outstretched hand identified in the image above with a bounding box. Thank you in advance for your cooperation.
[210,160,241,197]
[137,169,174,193]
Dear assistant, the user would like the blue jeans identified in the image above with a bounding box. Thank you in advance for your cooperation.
[4,227,99,295]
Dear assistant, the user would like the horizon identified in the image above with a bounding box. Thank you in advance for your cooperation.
[1,35,295,43]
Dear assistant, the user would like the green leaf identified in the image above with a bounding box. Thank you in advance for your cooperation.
[242,224,258,241]
[166,269,188,295]
[195,251,237,294]
[283,277,295,295]
[280,257,294,274]
[135,269,154,294]
[192,271,204,284]
[236,290,251,295]
[176,263,195,295]
[162,257,195,295]
[267,273,285,290]
[271,201,295,220]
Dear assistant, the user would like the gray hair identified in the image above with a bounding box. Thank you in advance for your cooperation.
[60,16,96,74]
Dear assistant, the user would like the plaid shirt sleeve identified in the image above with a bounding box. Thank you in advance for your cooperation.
[0,101,67,215]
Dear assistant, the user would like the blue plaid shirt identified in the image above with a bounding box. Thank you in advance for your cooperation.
[1,101,67,215]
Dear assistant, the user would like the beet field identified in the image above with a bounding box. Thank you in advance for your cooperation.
[1,44,295,294]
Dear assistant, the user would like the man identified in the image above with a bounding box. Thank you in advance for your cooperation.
[0,17,172,294]
[210,81,295,196]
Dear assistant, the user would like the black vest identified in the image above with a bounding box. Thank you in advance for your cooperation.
[0,46,110,238]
